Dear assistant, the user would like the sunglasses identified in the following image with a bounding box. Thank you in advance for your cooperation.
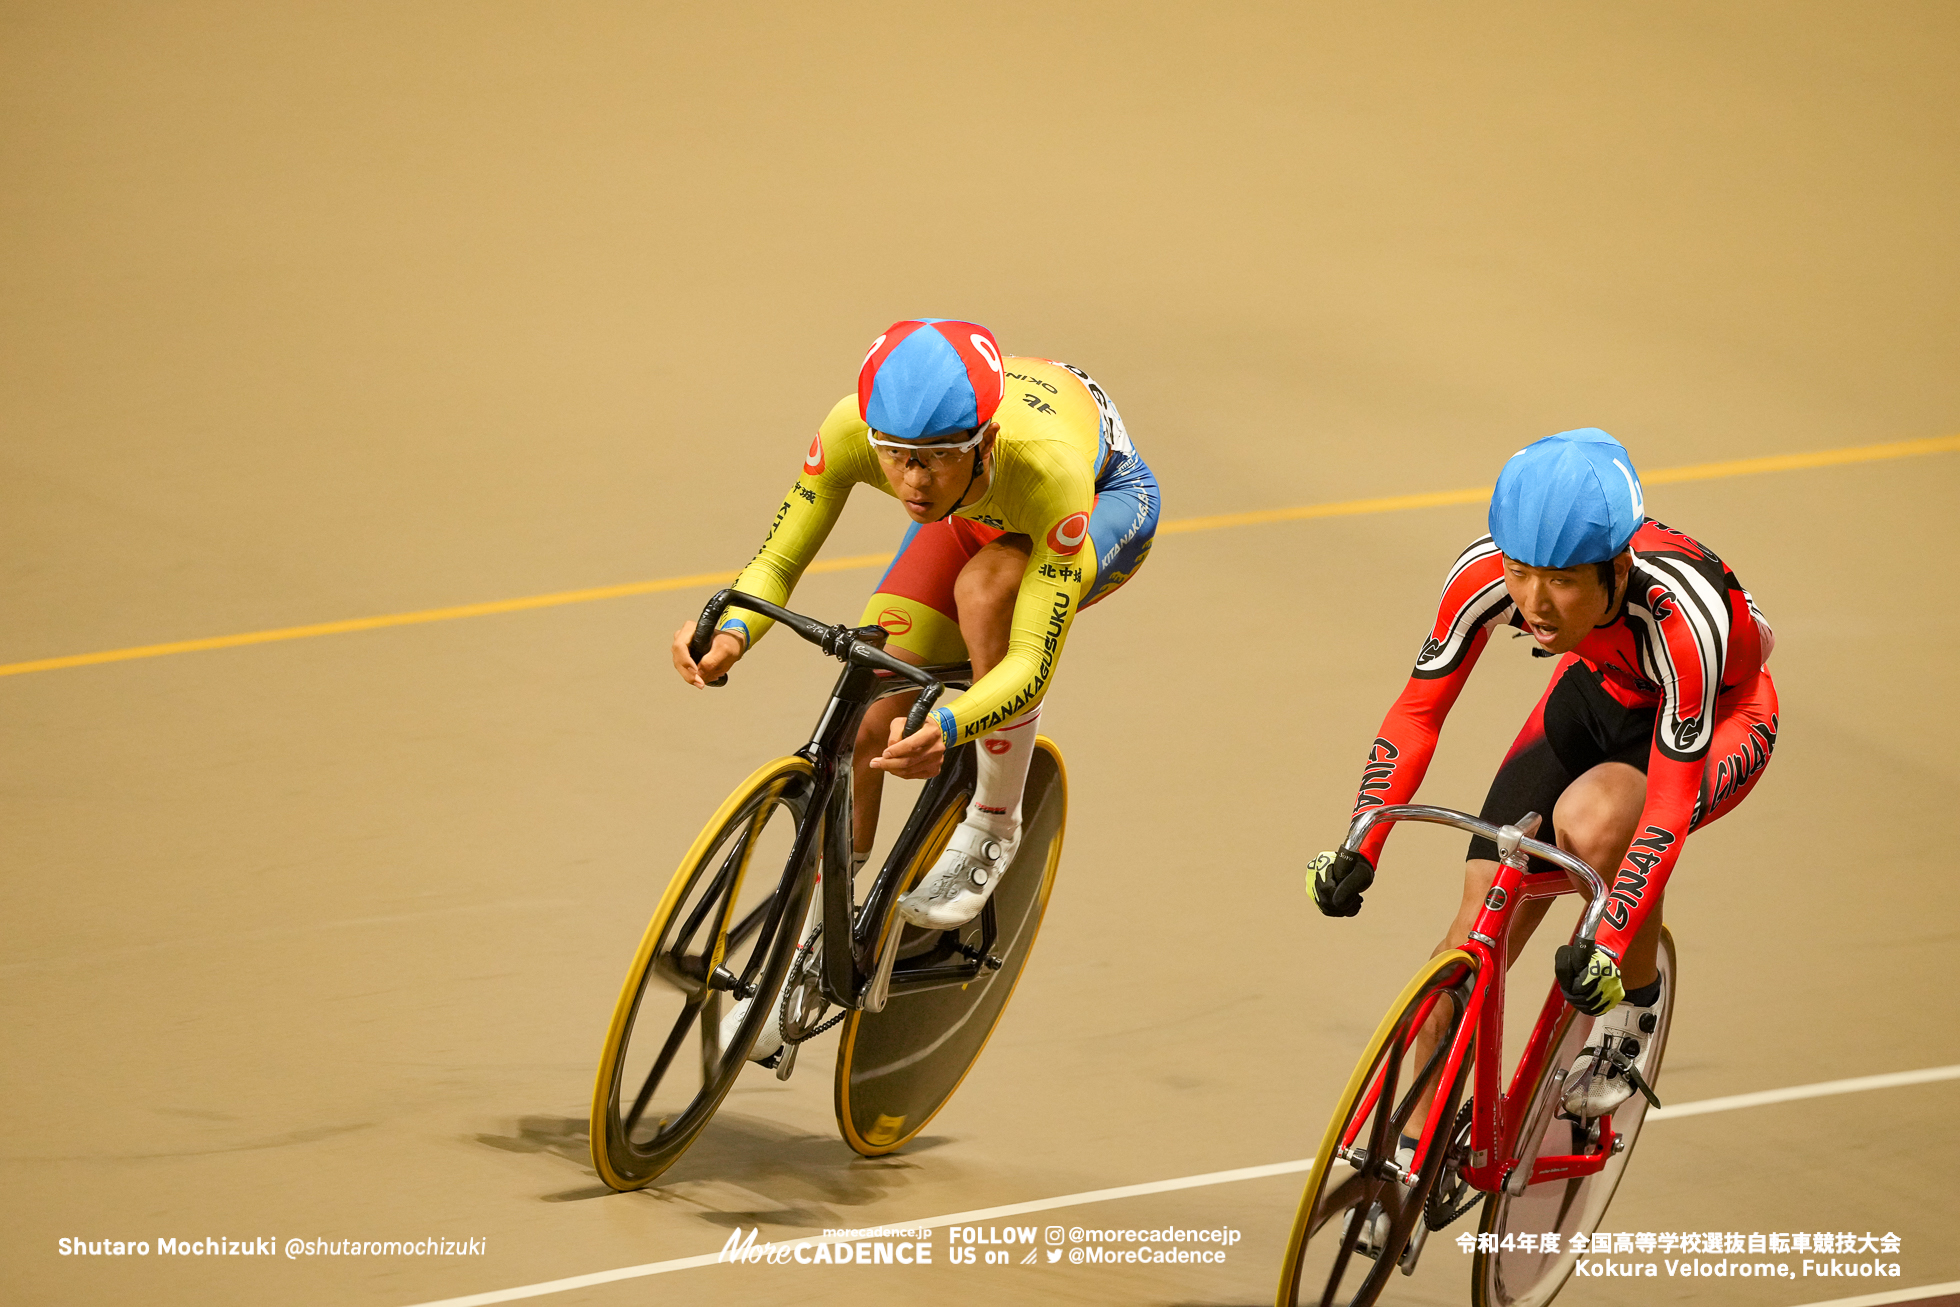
[865,428,987,469]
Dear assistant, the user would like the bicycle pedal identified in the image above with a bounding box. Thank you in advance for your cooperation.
[757,1047,785,1071]
[773,1042,800,1081]
[1343,1204,1392,1261]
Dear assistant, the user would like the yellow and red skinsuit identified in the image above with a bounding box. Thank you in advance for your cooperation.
[720,358,1104,745]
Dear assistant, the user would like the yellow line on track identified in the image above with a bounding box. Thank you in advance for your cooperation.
[4,433,1956,680]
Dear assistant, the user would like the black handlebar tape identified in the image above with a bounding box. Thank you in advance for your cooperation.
[690,589,733,688]
[905,683,944,738]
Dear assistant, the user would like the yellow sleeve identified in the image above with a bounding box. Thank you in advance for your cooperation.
[717,396,881,648]
[935,438,1098,744]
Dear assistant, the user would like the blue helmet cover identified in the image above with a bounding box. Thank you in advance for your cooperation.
[864,324,981,439]
[1487,428,1645,567]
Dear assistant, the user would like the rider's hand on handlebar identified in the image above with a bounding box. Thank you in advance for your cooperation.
[1308,847,1375,917]
[869,716,946,781]
[1555,942,1625,1016]
[672,622,745,688]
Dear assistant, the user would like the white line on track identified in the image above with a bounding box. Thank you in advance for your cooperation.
[1646,1064,1960,1121]
[1789,1284,1960,1307]
[401,1063,1960,1307]
[405,1159,1315,1307]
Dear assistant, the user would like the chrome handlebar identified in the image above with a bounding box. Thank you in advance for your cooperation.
[1342,804,1611,945]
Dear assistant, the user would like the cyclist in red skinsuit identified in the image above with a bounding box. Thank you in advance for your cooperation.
[1352,518,1778,959]
[1312,428,1779,1136]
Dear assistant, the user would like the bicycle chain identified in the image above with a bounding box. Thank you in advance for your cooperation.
[1424,1100,1482,1230]
[777,922,844,1046]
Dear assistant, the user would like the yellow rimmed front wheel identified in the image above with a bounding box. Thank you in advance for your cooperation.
[590,756,815,1191]
[1278,949,1479,1307]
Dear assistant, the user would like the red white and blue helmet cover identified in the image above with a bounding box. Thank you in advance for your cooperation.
[858,319,1005,440]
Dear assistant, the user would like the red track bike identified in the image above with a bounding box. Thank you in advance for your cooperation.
[1277,804,1676,1307]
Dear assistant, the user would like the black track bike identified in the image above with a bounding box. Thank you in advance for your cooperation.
[591,589,1069,1189]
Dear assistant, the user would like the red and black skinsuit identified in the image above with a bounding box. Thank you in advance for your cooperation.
[1350,520,1779,959]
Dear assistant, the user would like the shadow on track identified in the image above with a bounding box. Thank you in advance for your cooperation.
[472,1109,952,1223]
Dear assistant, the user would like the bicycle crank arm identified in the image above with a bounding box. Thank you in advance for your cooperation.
[1399,1210,1432,1276]
[863,917,906,1014]
[1506,1065,1569,1196]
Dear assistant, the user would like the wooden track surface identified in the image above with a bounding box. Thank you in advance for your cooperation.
[4,4,1956,1304]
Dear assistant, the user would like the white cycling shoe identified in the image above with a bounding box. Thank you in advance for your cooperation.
[1562,991,1661,1119]
[718,993,783,1065]
[1345,1204,1394,1259]
[716,896,827,1067]
[1338,1138,1417,1260]
[896,819,1019,930]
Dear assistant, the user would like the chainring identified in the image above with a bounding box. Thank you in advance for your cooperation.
[778,923,837,1044]
[1424,1099,1482,1230]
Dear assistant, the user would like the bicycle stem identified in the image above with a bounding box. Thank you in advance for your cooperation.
[692,589,946,736]
[1342,803,1611,946]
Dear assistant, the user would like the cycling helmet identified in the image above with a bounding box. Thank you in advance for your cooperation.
[1488,428,1645,567]
[857,319,1005,440]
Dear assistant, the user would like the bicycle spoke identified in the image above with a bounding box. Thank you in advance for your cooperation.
[735,833,806,992]
[1309,995,1448,1305]
[1365,1026,1405,1168]
[1314,1168,1367,1225]
[726,895,771,951]
[1388,991,1460,1139]
[1320,1229,1359,1307]
[1281,952,1496,1306]
[592,755,826,1193]
[1550,1176,1584,1228]
[624,997,702,1136]
[707,790,780,963]
[673,818,756,955]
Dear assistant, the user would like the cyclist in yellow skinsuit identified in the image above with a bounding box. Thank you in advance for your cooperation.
[671,319,1158,950]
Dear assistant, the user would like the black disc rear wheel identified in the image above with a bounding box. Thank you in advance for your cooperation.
[834,738,1069,1155]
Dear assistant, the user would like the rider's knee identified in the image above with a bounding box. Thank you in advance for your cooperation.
[1552,803,1630,862]
[1552,786,1638,864]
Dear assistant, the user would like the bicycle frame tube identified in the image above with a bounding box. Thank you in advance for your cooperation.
[1507,981,1619,1188]
[1419,861,1622,1194]
[801,659,884,1009]
[800,659,987,1011]
[1341,804,1622,1195]
[1469,866,1621,1191]
[849,746,979,969]
[687,587,992,1015]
